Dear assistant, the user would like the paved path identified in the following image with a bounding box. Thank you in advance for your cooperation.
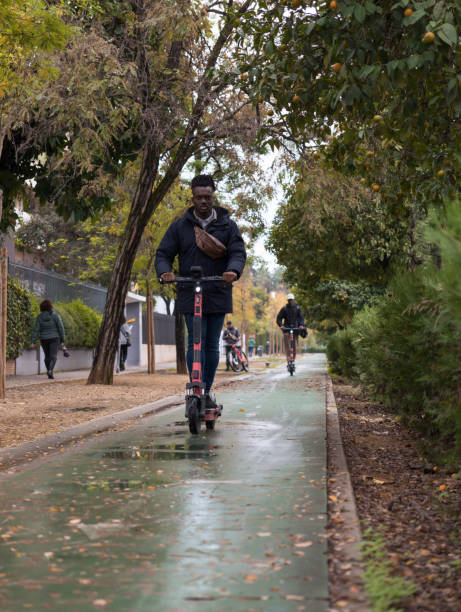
[0,355,328,611]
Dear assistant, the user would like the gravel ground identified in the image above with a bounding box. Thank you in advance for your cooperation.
[332,377,460,612]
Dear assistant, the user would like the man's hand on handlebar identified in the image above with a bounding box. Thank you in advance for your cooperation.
[161,272,176,282]
[222,271,237,283]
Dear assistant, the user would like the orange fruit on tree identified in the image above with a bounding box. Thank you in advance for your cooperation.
[436,170,445,178]
[332,62,341,73]
[404,8,413,17]
[372,184,380,192]
[292,0,301,8]
[422,31,435,44]
[360,178,367,184]
[292,94,301,104]
[366,150,373,158]
[258,95,263,103]
[330,1,338,9]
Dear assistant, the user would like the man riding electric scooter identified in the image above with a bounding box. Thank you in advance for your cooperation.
[276,293,307,368]
[155,174,246,413]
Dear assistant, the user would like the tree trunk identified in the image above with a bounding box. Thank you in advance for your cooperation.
[0,248,7,400]
[86,1,252,384]
[174,303,187,375]
[146,279,155,374]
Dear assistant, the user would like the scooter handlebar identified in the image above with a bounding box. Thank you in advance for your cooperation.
[160,275,224,284]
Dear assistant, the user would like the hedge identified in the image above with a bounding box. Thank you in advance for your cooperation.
[6,278,34,360]
[327,201,461,464]
[54,300,102,348]
[7,285,102,357]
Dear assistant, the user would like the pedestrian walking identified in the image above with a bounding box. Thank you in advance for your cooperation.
[31,299,66,379]
[119,317,131,371]
[155,174,246,409]
[248,334,255,358]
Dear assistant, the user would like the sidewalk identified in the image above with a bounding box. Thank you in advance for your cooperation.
[5,362,175,388]
[5,356,278,389]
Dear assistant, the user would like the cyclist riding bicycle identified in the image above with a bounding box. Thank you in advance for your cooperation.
[222,320,240,371]
[276,293,306,362]
[155,174,246,409]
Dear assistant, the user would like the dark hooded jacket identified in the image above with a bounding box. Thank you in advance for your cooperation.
[155,206,246,314]
[276,303,305,330]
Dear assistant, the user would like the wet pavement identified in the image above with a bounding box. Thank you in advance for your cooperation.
[0,355,327,611]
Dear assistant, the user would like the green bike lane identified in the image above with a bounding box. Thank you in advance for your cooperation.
[0,355,328,611]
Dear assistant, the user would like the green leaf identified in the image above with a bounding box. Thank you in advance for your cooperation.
[354,5,366,23]
[437,23,457,46]
[407,55,423,69]
[403,9,426,25]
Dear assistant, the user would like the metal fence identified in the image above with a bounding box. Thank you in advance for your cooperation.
[8,262,108,312]
[142,312,176,345]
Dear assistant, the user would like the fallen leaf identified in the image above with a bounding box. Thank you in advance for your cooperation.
[257,532,271,537]
[93,600,108,608]
[245,574,258,584]
[295,541,312,548]
[285,594,304,601]
[328,494,338,502]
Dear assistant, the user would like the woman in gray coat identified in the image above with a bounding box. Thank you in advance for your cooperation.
[31,299,65,379]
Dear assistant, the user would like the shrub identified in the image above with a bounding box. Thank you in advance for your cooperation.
[54,300,101,348]
[327,201,461,463]
[326,326,357,379]
[6,278,34,360]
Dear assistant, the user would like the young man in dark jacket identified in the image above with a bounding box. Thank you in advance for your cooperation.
[276,293,306,361]
[222,320,240,371]
[155,174,246,407]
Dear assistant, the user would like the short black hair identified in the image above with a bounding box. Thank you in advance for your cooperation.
[191,174,216,191]
[226,320,232,325]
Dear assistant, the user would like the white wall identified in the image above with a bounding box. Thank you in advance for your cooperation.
[16,348,94,375]
[141,344,176,366]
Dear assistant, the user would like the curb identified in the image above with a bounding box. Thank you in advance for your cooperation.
[326,375,370,611]
[0,373,257,474]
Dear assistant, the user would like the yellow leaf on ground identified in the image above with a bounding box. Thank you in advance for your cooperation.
[245,574,258,584]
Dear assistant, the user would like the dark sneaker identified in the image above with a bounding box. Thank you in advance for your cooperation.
[205,393,217,409]
[47,371,54,379]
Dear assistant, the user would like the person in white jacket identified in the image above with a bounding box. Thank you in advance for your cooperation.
[119,317,131,371]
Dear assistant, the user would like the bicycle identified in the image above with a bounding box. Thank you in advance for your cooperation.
[227,339,249,372]
[160,266,225,434]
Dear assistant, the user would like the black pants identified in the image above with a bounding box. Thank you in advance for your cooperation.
[120,344,128,369]
[225,345,234,368]
[41,338,59,373]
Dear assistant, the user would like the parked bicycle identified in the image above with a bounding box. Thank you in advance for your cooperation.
[227,337,249,372]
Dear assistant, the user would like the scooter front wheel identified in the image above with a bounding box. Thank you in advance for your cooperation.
[241,351,249,372]
[187,398,201,435]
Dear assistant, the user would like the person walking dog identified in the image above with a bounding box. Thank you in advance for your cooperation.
[31,299,66,379]
[155,174,246,409]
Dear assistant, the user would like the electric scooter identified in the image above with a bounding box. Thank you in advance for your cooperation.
[161,266,224,434]
[282,327,296,376]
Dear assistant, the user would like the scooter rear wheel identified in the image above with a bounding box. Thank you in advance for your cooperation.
[188,398,201,435]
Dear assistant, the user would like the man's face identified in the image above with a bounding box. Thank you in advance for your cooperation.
[227,323,232,329]
[288,299,295,307]
[192,186,214,219]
